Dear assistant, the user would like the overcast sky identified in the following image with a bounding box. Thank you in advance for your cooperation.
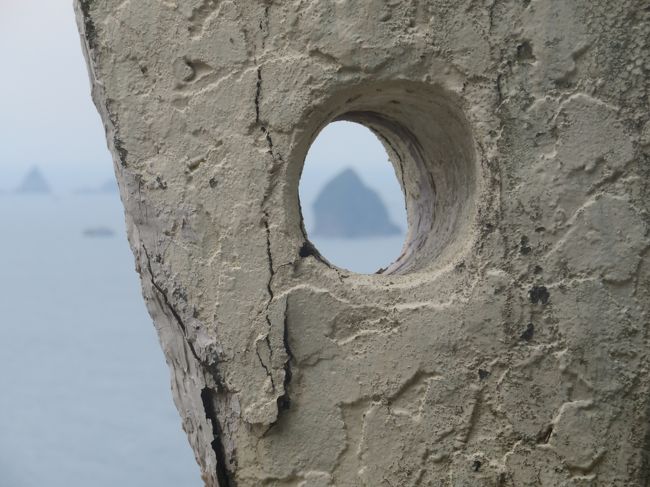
[0,1,405,224]
[0,0,112,190]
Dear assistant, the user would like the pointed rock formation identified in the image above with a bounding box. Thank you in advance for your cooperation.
[312,168,401,238]
[16,166,51,194]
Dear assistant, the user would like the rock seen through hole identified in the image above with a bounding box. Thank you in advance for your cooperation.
[299,121,407,274]
[295,82,478,275]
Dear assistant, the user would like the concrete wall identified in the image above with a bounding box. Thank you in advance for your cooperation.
[75,1,650,485]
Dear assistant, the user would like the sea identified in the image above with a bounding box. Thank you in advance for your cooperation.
[0,190,405,486]
[0,193,201,487]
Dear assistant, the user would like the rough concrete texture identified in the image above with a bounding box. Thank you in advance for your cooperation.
[75,1,649,485]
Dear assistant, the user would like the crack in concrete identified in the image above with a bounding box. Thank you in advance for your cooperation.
[276,302,293,413]
[254,47,295,419]
[202,387,237,487]
[143,243,239,485]
[255,334,276,390]
[262,215,275,302]
[142,244,203,364]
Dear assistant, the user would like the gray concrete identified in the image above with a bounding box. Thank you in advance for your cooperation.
[76,1,649,485]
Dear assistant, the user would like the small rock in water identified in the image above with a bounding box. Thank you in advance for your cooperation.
[15,166,51,194]
[83,227,115,238]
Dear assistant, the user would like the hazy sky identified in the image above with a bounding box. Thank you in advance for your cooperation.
[0,1,405,224]
[0,0,112,190]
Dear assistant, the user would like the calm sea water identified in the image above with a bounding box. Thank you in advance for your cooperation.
[0,194,201,487]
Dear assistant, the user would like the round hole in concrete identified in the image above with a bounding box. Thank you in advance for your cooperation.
[294,81,478,275]
[299,121,408,274]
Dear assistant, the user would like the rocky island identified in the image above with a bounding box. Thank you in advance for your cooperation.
[15,166,51,194]
[312,168,402,238]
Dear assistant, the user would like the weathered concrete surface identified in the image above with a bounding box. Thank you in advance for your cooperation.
[75,1,649,485]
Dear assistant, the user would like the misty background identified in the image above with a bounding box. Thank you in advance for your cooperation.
[0,1,406,486]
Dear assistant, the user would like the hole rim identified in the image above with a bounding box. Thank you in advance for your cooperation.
[288,80,480,277]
